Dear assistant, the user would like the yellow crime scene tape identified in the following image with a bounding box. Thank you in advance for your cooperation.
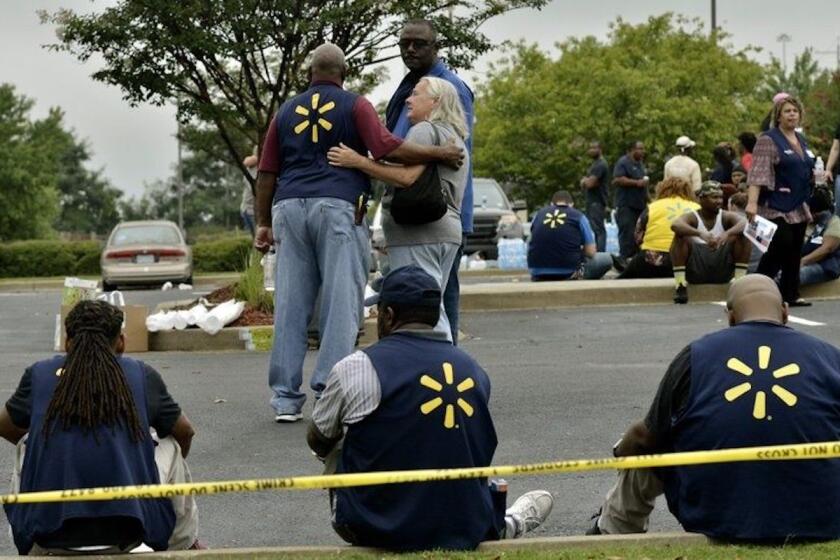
[3,440,840,505]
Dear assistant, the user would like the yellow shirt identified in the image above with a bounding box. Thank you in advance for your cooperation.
[641,196,701,252]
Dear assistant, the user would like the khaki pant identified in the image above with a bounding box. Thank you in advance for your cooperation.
[597,468,664,534]
[12,435,199,552]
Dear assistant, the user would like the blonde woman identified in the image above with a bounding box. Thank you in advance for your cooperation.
[328,77,468,342]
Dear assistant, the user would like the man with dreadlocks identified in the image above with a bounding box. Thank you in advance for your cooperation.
[0,300,200,555]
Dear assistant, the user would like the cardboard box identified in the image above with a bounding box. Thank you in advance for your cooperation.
[56,304,149,353]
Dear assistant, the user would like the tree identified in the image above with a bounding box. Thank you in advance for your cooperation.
[52,128,122,235]
[119,147,242,230]
[473,14,767,209]
[0,85,61,240]
[802,70,840,160]
[41,0,548,180]
[761,49,823,100]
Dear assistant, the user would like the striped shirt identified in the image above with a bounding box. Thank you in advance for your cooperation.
[313,328,450,438]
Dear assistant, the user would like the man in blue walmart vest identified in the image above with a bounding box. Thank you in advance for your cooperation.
[0,300,200,555]
[254,43,465,423]
[306,265,554,550]
[528,190,614,281]
[588,274,840,541]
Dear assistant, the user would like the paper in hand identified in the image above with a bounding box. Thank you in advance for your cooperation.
[743,215,778,254]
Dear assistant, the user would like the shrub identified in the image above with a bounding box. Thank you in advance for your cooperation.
[192,237,252,273]
[0,240,101,278]
[233,252,274,313]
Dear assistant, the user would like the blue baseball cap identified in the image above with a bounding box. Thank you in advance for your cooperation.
[364,265,441,308]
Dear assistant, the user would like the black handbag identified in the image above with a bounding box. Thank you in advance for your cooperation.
[390,122,448,225]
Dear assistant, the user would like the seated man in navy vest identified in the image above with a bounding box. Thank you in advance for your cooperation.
[800,186,840,287]
[0,300,200,555]
[528,190,613,281]
[588,274,840,541]
[307,265,554,551]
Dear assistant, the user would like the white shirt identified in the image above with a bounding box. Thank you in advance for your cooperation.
[664,154,702,193]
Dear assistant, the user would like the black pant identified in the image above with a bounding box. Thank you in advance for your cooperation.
[616,206,642,259]
[757,219,807,303]
[586,201,607,252]
[618,251,673,279]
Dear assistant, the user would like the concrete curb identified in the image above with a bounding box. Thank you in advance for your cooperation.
[459,277,840,310]
[22,532,706,558]
[0,274,239,293]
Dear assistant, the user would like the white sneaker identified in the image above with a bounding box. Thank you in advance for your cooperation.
[506,490,554,538]
[274,412,303,423]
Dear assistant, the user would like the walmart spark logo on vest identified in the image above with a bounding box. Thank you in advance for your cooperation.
[666,201,692,222]
[293,92,335,143]
[419,362,475,429]
[724,345,800,420]
[543,209,566,229]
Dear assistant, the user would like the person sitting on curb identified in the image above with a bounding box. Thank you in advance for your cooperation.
[307,265,553,551]
[0,300,201,555]
[617,177,699,279]
[527,190,613,281]
[800,187,840,287]
[588,275,840,542]
[670,181,751,304]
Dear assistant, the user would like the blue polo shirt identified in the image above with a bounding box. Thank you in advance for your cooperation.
[388,60,475,234]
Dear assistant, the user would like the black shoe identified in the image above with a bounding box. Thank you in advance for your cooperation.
[585,510,602,535]
[611,254,626,273]
[674,285,688,304]
[788,298,812,307]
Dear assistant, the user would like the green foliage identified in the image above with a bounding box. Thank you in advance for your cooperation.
[0,84,60,240]
[191,236,252,273]
[802,71,840,161]
[53,138,122,235]
[41,0,547,178]
[761,49,823,99]
[473,14,767,209]
[233,252,273,313]
[0,240,101,278]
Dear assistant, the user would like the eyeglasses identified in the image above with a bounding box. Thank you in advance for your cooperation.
[398,38,433,50]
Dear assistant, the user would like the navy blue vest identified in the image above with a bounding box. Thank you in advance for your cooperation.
[5,356,175,554]
[760,128,814,212]
[664,322,840,541]
[335,333,501,551]
[274,83,370,205]
[527,204,585,271]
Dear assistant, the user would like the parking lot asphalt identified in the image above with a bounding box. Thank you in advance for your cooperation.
[0,288,836,553]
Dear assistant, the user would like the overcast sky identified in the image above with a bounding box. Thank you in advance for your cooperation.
[2,0,837,198]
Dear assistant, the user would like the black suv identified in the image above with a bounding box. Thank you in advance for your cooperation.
[467,178,526,259]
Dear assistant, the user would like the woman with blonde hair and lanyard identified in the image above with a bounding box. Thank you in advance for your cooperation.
[328,76,468,342]
[745,96,816,307]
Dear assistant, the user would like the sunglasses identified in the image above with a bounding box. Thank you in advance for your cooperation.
[398,38,434,50]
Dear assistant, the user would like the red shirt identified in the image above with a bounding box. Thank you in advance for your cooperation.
[259,80,402,173]
[741,152,753,172]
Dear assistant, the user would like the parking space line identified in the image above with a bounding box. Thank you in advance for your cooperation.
[711,301,825,327]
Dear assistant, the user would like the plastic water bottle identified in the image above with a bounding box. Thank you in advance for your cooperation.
[605,211,619,255]
[262,249,276,292]
[815,156,826,186]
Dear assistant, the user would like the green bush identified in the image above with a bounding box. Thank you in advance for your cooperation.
[0,240,101,278]
[233,252,274,313]
[192,236,252,273]
[0,236,252,278]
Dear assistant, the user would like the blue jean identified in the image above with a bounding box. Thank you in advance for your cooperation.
[583,252,614,279]
[799,263,830,286]
[241,211,255,237]
[835,176,840,215]
[268,198,369,415]
[388,242,459,343]
[443,235,466,345]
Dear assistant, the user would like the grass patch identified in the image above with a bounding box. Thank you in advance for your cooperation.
[233,252,273,313]
[174,541,840,559]
[249,326,274,351]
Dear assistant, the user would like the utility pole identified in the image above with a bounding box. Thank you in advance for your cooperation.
[777,33,791,71]
[815,36,840,72]
[176,109,184,231]
[710,0,716,32]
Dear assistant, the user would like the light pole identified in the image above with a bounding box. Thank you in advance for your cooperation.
[777,33,791,71]
[176,108,184,231]
[815,36,840,72]
[710,0,716,32]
